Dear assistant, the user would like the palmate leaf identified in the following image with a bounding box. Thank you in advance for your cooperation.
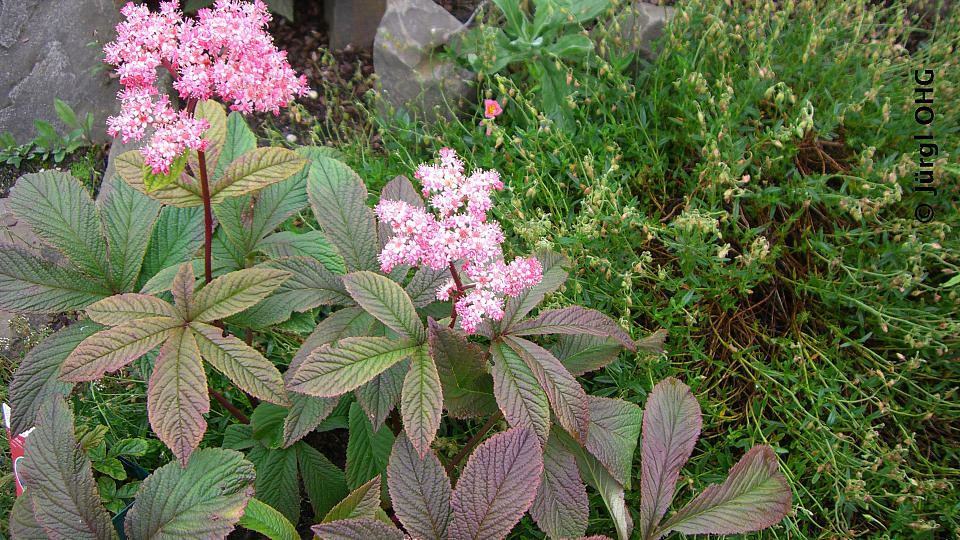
[256,230,347,275]
[286,336,419,397]
[191,322,289,405]
[236,497,300,540]
[495,249,571,334]
[8,171,109,281]
[401,345,442,458]
[146,328,208,467]
[124,448,256,540]
[210,147,307,204]
[312,518,404,540]
[0,243,112,313]
[59,315,181,382]
[84,293,180,325]
[9,321,103,435]
[405,264,451,307]
[343,271,426,342]
[137,206,204,291]
[345,403,394,491]
[586,396,642,488]
[508,306,637,351]
[99,174,162,292]
[638,377,702,540]
[529,430,589,540]
[427,318,498,419]
[322,473,383,523]
[247,444,300,525]
[306,155,378,272]
[387,433,452,540]
[115,149,205,208]
[171,260,197,319]
[448,426,544,540]
[189,267,292,322]
[354,358,408,432]
[297,442,350,520]
[503,335,590,443]
[651,446,792,539]
[489,341,551,446]
[18,397,119,540]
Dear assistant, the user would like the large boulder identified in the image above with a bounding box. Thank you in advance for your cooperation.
[608,2,675,65]
[373,0,476,120]
[0,0,124,144]
[326,0,387,50]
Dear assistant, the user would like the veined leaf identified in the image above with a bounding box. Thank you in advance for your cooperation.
[508,306,636,351]
[124,448,256,540]
[287,337,418,397]
[9,171,109,282]
[137,206,204,290]
[146,328,208,467]
[143,152,190,193]
[401,345,442,458]
[552,334,623,376]
[636,328,669,353]
[191,322,289,405]
[405,265,451,308]
[496,250,570,333]
[427,318,497,419]
[9,490,48,539]
[251,402,289,449]
[99,174,162,292]
[586,396,642,489]
[223,424,256,450]
[323,474,383,523]
[297,442,350,520]
[346,403,394,491]
[188,99,228,179]
[256,230,347,275]
[652,446,792,539]
[247,444,300,524]
[237,497,300,540]
[282,393,338,448]
[9,321,103,435]
[0,243,112,313]
[380,174,424,208]
[489,341,551,446]
[115,150,205,208]
[387,432,452,540]
[529,430,589,539]
[19,397,119,540]
[306,156,378,272]
[210,147,307,203]
[214,109,257,180]
[85,293,179,326]
[60,316,180,382]
[170,261,197,319]
[448,426,544,540]
[503,335,590,443]
[190,267,292,322]
[140,259,204,297]
[343,271,425,342]
[312,518,404,540]
[639,377,702,539]
[354,358,408,432]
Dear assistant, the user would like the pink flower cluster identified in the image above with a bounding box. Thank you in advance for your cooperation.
[104,0,308,173]
[375,149,543,333]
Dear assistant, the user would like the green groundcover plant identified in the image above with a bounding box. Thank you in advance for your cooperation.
[2,1,794,538]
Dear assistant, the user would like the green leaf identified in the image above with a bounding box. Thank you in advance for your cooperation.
[215,110,257,180]
[251,402,288,449]
[8,170,109,282]
[54,98,79,127]
[143,152,190,193]
[99,174,162,292]
[85,293,179,326]
[147,328,209,467]
[210,147,307,203]
[404,265,450,308]
[552,334,623,376]
[354,358,408,432]
[586,396,642,489]
[256,230,347,275]
[544,33,594,57]
[237,497,300,540]
[19,396,120,540]
[489,341,551,446]
[508,306,636,351]
[346,403,394,491]
[0,243,112,313]
[287,337,419,397]
[190,267,292,322]
[652,446,792,539]
[306,156,378,272]
[529,430,589,539]
[124,448,256,539]
[9,321,103,435]
[223,424,257,450]
[10,490,49,540]
[188,99,228,180]
[170,261,197,319]
[638,377,702,539]
[33,120,59,145]
[503,335,590,443]
[495,249,570,333]
[386,432,452,540]
[92,457,127,480]
[323,474,383,523]
[109,438,149,458]
[297,442,350,520]
[115,149,205,208]
[60,316,181,381]
[140,259,204,297]
[427,318,498,419]
[400,345,442,458]
[248,444,300,525]
[313,518,404,540]
[137,206,204,290]
[342,271,426,342]
[191,322,290,405]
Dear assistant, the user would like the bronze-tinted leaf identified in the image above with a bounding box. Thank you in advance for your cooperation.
[147,328,208,467]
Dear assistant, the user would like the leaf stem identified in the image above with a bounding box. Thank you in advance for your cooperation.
[209,387,250,424]
[444,410,503,475]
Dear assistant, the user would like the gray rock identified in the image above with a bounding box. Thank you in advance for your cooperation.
[608,1,675,65]
[326,0,387,50]
[0,0,124,145]
[373,0,477,121]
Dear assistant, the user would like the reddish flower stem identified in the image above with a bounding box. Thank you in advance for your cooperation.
[198,149,213,284]
[209,387,250,424]
[448,262,464,328]
[444,411,503,475]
